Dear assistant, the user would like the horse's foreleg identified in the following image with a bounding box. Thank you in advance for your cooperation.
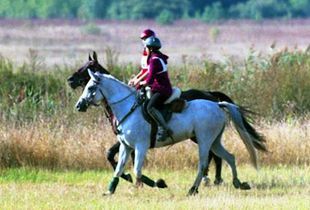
[106,142,119,169]
[106,142,133,183]
[104,142,132,196]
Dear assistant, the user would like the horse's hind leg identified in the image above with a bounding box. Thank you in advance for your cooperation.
[188,134,215,196]
[191,137,223,186]
[212,152,223,185]
[211,137,251,190]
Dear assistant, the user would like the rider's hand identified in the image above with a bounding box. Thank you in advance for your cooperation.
[139,81,147,86]
[128,79,135,86]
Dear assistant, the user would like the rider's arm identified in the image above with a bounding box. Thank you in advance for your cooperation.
[133,70,148,86]
[144,58,161,86]
[129,69,144,86]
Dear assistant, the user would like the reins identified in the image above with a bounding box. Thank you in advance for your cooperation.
[97,86,140,134]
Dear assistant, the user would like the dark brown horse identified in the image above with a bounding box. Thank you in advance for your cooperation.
[68,51,263,188]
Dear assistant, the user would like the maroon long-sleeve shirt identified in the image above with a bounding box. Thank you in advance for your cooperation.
[145,52,172,98]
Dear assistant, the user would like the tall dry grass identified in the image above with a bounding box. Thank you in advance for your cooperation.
[0,46,310,169]
[1,116,309,170]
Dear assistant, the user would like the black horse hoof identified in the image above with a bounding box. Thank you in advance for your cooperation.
[187,186,198,196]
[156,179,168,188]
[125,174,133,183]
[214,178,223,185]
[233,178,251,190]
[240,182,251,190]
[122,173,133,183]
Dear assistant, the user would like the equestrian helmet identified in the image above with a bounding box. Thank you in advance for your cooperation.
[144,37,161,50]
[140,29,155,40]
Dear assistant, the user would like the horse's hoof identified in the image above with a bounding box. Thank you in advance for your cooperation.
[187,186,198,196]
[125,173,133,183]
[203,176,211,186]
[135,179,144,188]
[233,178,251,190]
[156,179,168,188]
[240,182,251,190]
[214,178,223,185]
[233,178,241,189]
[102,191,113,196]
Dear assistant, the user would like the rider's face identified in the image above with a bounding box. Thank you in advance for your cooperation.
[145,47,150,55]
[141,38,146,47]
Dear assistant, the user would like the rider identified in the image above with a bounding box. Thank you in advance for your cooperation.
[128,29,156,89]
[139,36,173,142]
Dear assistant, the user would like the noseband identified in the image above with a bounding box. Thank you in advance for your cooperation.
[85,82,139,134]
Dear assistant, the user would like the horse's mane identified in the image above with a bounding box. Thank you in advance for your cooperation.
[95,72,136,93]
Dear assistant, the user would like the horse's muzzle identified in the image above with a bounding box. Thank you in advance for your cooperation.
[67,76,79,89]
[75,98,88,112]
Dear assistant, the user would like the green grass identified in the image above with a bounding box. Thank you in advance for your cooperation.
[0,165,309,209]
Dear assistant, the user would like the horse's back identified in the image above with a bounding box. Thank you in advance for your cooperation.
[168,100,225,138]
[187,99,225,118]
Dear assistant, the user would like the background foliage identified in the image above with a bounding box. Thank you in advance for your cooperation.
[0,0,309,23]
[0,49,309,169]
[0,48,309,123]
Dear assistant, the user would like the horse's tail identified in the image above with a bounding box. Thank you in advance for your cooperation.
[218,102,267,169]
[209,91,235,103]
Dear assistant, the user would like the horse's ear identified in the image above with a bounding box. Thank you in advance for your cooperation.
[93,51,98,62]
[88,69,100,82]
[88,53,92,61]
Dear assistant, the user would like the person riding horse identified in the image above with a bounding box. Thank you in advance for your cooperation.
[128,29,156,89]
[139,36,173,141]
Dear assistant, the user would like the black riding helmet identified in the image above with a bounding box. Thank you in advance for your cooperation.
[144,37,161,51]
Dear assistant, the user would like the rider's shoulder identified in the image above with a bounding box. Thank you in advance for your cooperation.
[150,53,169,63]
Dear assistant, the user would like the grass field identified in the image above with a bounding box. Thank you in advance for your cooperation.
[0,19,309,209]
[0,165,309,209]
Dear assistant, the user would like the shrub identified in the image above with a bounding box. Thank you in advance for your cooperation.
[156,10,175,25]
[201,2,224,23]
[209,27,220,43]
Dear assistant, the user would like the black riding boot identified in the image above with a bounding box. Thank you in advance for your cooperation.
[149,108,173,142]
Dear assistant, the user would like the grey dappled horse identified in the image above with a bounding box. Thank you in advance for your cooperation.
[75,70,267,196]
[68,52,230,186]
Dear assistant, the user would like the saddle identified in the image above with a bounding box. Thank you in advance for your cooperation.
[139,87,187,148]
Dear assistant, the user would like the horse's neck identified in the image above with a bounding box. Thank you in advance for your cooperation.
[102,78,137,121]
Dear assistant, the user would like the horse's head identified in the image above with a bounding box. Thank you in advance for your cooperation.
[67,51,110,89]
[75,70,104,112]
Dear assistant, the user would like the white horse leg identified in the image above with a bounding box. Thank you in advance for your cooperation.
[133,143,148,187]
[187,132,215,196]
[114,142,133,177]
[104,142,132,195]
[211,136,251,190]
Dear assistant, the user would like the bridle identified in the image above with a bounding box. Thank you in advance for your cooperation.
[85,81,140,134]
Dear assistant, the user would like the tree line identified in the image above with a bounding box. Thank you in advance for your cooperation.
[0,0,309,23]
